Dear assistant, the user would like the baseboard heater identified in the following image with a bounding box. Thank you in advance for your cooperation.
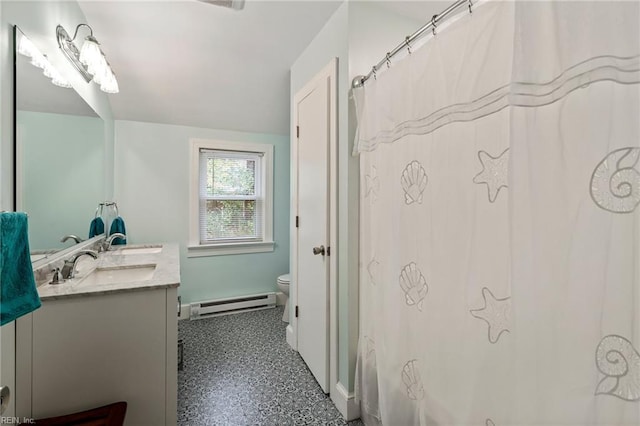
[189,292,276,319]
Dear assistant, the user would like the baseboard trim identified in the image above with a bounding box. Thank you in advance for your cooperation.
[275,291,286,306]
[332,382,360,421]
[286,324,295,349]
[178,304,190,320]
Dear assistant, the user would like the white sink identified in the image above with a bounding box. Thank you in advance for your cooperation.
[116,246,163,255]
[77,265,156,286]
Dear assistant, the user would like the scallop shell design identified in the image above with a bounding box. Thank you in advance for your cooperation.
[590,147,640,213]
[399,262,428,311]
[401,161,428,205]
[401,359,424,401]
[595,334,640,401]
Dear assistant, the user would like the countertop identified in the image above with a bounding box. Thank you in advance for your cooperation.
[37,243,180,301]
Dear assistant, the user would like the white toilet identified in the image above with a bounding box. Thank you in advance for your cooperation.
[277,273,291,322]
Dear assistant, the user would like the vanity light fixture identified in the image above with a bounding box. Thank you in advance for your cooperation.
[56,24,119,93]
[16,30,72,89]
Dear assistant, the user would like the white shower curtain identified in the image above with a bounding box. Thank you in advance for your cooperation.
[355,1,640,425]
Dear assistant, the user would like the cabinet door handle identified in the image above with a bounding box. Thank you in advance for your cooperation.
[177,296,182,317]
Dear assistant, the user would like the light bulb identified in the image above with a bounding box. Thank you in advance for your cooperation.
[100,68,119,93]
[92,56,110,85]
[79,36,102,75]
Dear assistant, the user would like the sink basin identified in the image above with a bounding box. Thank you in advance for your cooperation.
[76,265,156,286]
[116,246,163,255]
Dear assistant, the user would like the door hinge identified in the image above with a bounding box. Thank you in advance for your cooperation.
[327,246,330,256]
[295,216,299,228]
[295,305,299,318]
[296,125,300,138]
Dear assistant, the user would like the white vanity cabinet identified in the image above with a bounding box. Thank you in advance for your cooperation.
[16,244,180,426]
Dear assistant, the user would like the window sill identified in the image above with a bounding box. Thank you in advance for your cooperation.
[187,241,275,257]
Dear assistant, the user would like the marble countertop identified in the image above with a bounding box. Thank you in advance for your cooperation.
[37,243,180,301]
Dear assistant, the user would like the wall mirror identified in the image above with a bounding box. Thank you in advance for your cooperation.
[14,26,106,258]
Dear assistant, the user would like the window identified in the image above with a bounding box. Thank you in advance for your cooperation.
[189,139,274,257]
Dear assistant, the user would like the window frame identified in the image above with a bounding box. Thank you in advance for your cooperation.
[189,139,274,257]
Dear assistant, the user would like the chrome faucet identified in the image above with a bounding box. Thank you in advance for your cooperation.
[60,250,98,280]
[101,233,126,252]
[60,234,84,244]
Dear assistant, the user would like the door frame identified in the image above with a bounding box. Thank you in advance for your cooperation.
[289,57,338,396]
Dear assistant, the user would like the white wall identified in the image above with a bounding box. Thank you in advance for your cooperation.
[114,120,290,304]
[0,4,10,211]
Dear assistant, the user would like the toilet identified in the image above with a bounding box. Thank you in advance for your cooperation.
[277,274,290,322]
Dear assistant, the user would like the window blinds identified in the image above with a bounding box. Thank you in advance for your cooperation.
[199,149,264,243]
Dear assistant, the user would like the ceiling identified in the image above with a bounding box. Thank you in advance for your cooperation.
[78,0,445,135]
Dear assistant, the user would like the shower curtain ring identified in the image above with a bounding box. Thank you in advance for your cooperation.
[431,14,438,35]
[468,0,473,14]
[372,66,377,80]
[386,52,391,68]
[405,36,412,54]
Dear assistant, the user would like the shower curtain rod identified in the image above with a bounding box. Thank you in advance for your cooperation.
[352,0,471,88]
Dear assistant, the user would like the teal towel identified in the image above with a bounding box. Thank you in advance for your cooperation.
[89,217,105,238]
[1,212,41,326]
[109,217,127,245]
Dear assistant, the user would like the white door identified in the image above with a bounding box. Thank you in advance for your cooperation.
[294,68,332,393]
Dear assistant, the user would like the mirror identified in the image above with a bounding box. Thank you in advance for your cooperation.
[14,26,106,256]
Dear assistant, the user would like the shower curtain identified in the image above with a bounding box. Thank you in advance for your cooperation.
[354,1,640,425]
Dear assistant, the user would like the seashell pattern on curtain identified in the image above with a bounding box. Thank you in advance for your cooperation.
[355,0,640,424]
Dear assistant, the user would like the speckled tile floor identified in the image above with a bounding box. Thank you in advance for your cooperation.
[178,306,364,426]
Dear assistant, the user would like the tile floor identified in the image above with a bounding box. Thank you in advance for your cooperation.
[178,306,364,426]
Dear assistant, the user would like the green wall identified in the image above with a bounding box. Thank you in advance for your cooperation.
[113,120,290,303]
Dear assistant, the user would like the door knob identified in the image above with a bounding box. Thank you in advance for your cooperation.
[312,245,325,256]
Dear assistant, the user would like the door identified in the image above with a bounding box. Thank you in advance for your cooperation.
[294,63,334,393]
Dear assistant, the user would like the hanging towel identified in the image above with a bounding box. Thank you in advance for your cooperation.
[109,217,127,245]
[0,212,41,326]
[89,217,105,238]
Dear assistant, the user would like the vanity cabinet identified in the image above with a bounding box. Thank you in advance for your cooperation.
[16,286,178,425]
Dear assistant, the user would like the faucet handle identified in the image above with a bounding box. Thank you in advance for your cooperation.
[49,268,64,284]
